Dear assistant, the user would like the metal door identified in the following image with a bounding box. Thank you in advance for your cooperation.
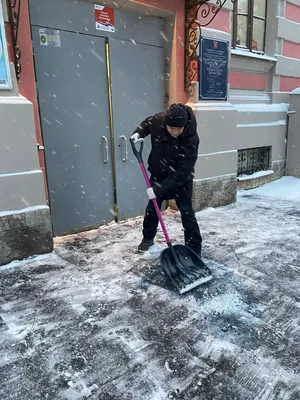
[32,28,114,235]
[109,38,165,220]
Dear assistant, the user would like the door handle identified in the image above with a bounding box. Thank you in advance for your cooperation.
[102,136,109,164]
[120,135,128,162]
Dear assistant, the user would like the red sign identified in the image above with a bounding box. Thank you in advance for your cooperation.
[94,5,115,33]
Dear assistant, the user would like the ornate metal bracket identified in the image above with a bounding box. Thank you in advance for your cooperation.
[7,0,22,80]
[185,0,237,97]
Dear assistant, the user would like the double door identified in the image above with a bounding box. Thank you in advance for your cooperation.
[32,28,164,235]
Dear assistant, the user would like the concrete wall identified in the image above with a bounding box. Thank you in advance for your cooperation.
[286,89,300,177]
[0,59,53,264]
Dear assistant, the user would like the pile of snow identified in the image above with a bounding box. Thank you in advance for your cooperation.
[241,176,300,200]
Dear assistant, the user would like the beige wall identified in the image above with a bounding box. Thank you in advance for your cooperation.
[286,89,300,177]
[187,10,290,211]
[235,104,288,175]
[0,64,53,264]
[193,102,287,181]
[189,24,288,181]
[277,16,300,44]
[0,66,47,212]
[275,55,300,78]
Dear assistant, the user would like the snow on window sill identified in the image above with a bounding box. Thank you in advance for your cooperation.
[237,170,274,181]
[231,49,277,63]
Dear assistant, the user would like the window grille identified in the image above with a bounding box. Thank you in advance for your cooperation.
[238,146,271,176]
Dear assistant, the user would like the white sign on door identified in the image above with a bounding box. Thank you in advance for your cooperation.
[39,28,61,47]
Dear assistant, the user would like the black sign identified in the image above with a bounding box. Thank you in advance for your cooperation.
[199,37,229,101]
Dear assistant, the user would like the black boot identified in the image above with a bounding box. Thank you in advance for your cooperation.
[138,238,154,252]
[187,245,202,259]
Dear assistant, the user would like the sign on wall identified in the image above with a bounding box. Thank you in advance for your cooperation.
[199,37,229,101]
[0,2,12,89]
[39,28,61,47]
[94,5,115,32]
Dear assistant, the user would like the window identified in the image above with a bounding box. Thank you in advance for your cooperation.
[238,146,271,176]
[231,0,267,53]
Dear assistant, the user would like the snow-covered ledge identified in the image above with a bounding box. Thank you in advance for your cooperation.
[238,170,274,181]
[237,170,276,190]
[231,49,277,63]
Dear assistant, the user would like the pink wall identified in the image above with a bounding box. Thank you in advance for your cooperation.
[228,71,267,91]
[280,76,300,92]
[285,2,300,23]
[175,0,186,103]
[281,3,300,93]
[131,0,175,10]
[199,7,230,33]
[282,40,300,59]
[193,6,230,84]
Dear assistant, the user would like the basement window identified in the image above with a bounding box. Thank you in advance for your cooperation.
[238,146,271,176]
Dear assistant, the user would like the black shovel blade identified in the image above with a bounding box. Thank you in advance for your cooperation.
[160,244,212,295]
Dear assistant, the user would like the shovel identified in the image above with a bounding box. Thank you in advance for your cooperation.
[130,138,212,295]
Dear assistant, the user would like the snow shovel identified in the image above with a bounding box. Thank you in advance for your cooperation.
[130,138,212,295]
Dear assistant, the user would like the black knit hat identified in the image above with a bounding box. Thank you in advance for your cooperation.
[165,103,188,128]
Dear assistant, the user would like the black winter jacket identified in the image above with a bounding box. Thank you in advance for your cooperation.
[133,105,199,198]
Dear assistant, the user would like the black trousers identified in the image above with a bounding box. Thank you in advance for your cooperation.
[142,179,202,255]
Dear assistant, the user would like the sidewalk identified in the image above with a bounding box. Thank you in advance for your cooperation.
[0,177,300,400]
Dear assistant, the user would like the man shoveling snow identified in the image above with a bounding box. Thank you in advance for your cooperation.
[131,103,203,258]
[130,104,212,294]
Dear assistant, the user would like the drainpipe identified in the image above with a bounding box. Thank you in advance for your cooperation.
[284,110,296,175]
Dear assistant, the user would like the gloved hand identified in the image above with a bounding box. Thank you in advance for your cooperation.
[146,187,156,200]
[131,132,144,143]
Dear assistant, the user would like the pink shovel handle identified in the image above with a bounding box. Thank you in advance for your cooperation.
[139,162,171,244]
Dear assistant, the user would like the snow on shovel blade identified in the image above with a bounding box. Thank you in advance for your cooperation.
[160,244,212,295]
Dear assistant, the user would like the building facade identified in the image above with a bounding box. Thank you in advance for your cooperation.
[186,0,300,209]
[0,0,299,265]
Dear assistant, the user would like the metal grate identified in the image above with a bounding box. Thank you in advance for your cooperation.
[238,146,271,176]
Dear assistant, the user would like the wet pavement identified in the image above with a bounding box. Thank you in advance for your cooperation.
[0,178,300,400]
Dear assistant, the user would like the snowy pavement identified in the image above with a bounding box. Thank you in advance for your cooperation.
[0,177,300,400]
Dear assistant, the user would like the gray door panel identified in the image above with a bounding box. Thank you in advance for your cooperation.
[32,27,114,235]
[109,38,165,220]
[29,0,164,47]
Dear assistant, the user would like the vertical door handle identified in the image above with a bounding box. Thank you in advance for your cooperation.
[102,136,109,164]
[120,135,128,162]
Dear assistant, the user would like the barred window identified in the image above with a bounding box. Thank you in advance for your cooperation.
[230,0,267,53]
[238,146,271,176]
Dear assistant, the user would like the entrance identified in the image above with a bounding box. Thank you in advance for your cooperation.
[30,0,165,235]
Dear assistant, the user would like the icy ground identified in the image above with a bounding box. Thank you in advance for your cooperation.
[1,177,300,400]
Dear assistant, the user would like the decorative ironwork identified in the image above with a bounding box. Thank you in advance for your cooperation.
[185,0,238,96]
[7,0,22,80]
[238,146,271,176]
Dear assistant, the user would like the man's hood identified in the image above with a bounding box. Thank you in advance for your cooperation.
[179,105,197,139]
